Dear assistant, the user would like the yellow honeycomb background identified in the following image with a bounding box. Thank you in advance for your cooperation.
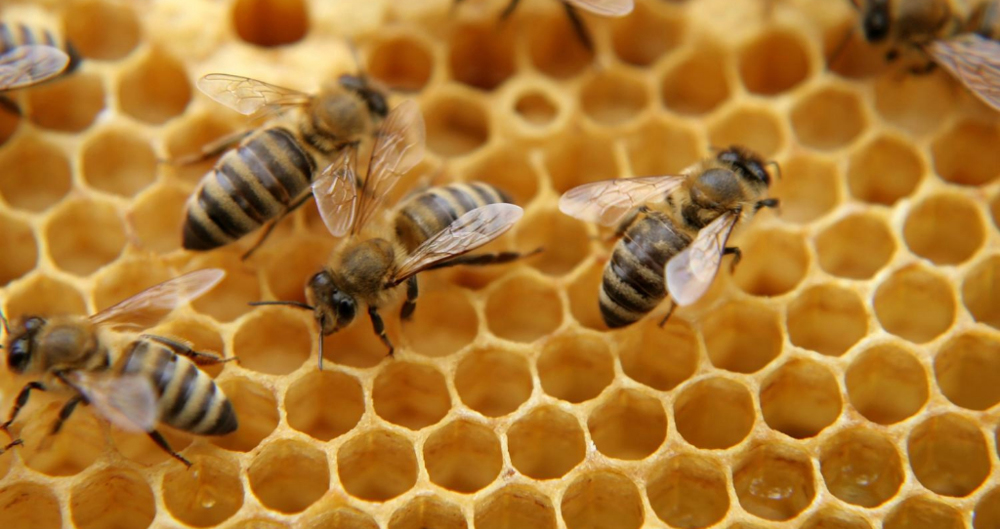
[1,0,999,527]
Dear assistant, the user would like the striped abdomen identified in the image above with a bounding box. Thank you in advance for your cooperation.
[394,182,513,251]
[600,212,692,328]
[119,340,237,436]
[0,22,81,74]
[183,127,317,251]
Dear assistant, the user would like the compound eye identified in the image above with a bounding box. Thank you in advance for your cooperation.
[7,338,30,372]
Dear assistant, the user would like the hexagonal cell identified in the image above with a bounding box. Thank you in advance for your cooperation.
[820,427,904,508]
[646,454,728,528]
[874,265,955,343]
[512,88,560,128]
[787,284,867,357]
[368,34,433,92]
[26,72,104,132]
[538,332,614,403]
[514,209,589,276]
[507,405,585,479]
[620,318,698,390]
[373,361,451,430]
[770,154,839,224]
[474,485,556,529]
[4,273,86,319]
[286,370,363,441]
[761,359,842,439]
[424,419,502,493]
[128,182,192,254]
[526,10,593,79]
[847,135,923,205]
[815,213,895,280]
[162,449,243,527]
[70,466,155,529]
[909,413,990,496]
[873,69,957,136]
[625,119,701,177]
[580,69,649,126]
[801,510,873,529]
[0,482,62,529]
[449,21,515,90]
[846,343,929,425]
[485,274,562,342]
[212,377,279,451]
[932,119,1000,186]
[904,193,984,265]
[63,0,141,60]
[90,257,173,312]
[546,130,619,193]
[662,46,730,115]
[702,301,782,373]
[610,2,683,66]
[0,211,37,286]
[337,429,417,501]
[589,388,666,460]
[884,496,965,529]
[733,443,815,521]
[388,496,466,529]
[465,147,539,206]
[975,487,1000,529]
[188,254,261,322]
[455,345,533,417]
[18,399,105,476]
[82,127,156,197]
[732,228,809,297]
[674,377,754,449]
[402,288,478,357]
[248,439,328,513]
[45,197,126,276]
[791,86,867,150]
[423,91,489,157]
[936,332,1000,411]
[232,308,311,374]
[561,471,644,529]
[303,507,378,529]
[708,106,784,159]
[567,261,607,330]
[0,134,72,212]
[738,29,810,96]
[162,111,243,182]
[963,256,1000,329]
[232,0,308,47]
[118,47,191,124]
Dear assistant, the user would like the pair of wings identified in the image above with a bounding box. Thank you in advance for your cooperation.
[565,0,634,16]
[0,45,70,91]
[559,176,739,307]
[927,33,1000,111]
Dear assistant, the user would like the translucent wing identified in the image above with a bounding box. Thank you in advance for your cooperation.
[565,0,634,16]
[90,269,226,329]
[666,212,739,307]
[928,34,1000,111]
[353,99,426,234]
[0,45,70,91]
[558,175,685,227]
[394,203,523,281]
[66,371,157,433]
[313,144,359,237]
[196,73,312,117]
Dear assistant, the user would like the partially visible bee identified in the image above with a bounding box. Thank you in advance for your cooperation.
[252,101,529,367]
[452,0,634,50]
[0,22,81,97]
[559,146,779,328]
[0,269,237,467]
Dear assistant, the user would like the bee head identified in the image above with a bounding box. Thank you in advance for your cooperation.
[5,316,44,374]
[307,271,357,335]
[716,145,772,188]
[861,0,891,42]
[338,74,389,120]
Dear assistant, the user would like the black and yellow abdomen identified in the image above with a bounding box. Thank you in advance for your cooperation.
[394,182,513,251]
[0,21,82,75]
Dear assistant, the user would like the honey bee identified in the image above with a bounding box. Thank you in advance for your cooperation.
[0,269,237,467]
[559,146,779,328]
[251,101,529,366]
[452,0,633,50]
[179,67,389,258]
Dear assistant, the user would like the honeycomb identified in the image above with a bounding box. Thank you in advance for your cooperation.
[0,0,999,527]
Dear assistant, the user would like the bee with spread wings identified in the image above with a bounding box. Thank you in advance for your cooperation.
[1,269,237,467]
[559,146,779,328]
[452,0,633,50]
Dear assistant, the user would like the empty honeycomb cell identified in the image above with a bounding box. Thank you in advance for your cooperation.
[580,69,649,126]
[513,89,559,128]
[118,47,191,125]
[401,288,477,357]
[424,419,502,493]
[63,0,141,60]
[162,449,243,527]
[3,273,86,318]
[26,72,105,132]
[388,496,466,529]
[787,284,867,357]
[646,454,728,528]
[285,370,363,441]
[975,487,1000,529]
[162,112,242,182]
[213,378,279,452]
[454,346,533,417]
[932,119,1000,186]
[674,377,754,449]
[70,466,155,529]
[0,211,37,286]
[908,413,990,497]
[790,86,867,150]
[189,256,260,322]
[761,359,841,439]
[561,471,644,529]
[537,332,614,403]
[45,198,126,276]
[507,406,585,479]
[485,275,562,342]
[904,193,984,265]
[620,319,698,390]
[702,301,782,373]
[815,213,895,280]
[368,34,433,92]
[732,443,816,521]
[0,482,61,529]
[232,0,308,47]
[801,510,873,529]
[546,131,618,193]
[625,119,701,177]
[18,400,105,476]
[963,256,1000,329]
[373,361,450,430]
[322,311,400,368]
[81,127,156,197]
[874,265,955,343]
[0,135,72,212]
[128,183,191,253]
[474,485,557,529]
[873,70,956,136]
[884,496,964,529]
[732,228,809,297]
[465,147,539,206]
[708,106,784,159]
[935,332,1000,411]
[233,309,311,375]
[249,439,328,512]
[774,154,841,224]
[338,429,417,501]
[610,2,683,66]
[423,93,489,156]
[302,507,379,529]
[567,261,607,331]
[661,46,730,115]
[91,256,171,312]
[738,29,810,96]
[847,135,923,206]
[449,22,515,90]
[526,11,593,79]
[260,237,334,304]
[588,388,666,460]
[846,343,929,425]
[819,428,904,507]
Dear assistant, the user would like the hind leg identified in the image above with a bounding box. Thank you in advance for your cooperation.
[147,429,192,468]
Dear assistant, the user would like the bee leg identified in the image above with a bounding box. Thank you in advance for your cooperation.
[147,429,192,468]
[49,394,85,436]
[2,381,46,433]
[724,247,743,273]
[141,334,238,366]
[658,300,677,327]
[755,198,780,212]
[241,192,314,260]
[400,276,419,321]
[0,439,23,455]
[423,247,543,271]
[166,130,251,166]
[561,2,594,51]
[368,307,394,356]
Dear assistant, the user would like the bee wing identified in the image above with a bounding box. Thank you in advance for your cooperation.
[0,45,70,91]
[196,73,313,117]
[665,212,740,307]
[66,371,157,433]
[352,100,426,234]
[89,269,226,329]
[564,0,634,16]
[928,33,1000,111]
[313,144,360,237]
[558,175,685,227]
[393,203,523,282]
